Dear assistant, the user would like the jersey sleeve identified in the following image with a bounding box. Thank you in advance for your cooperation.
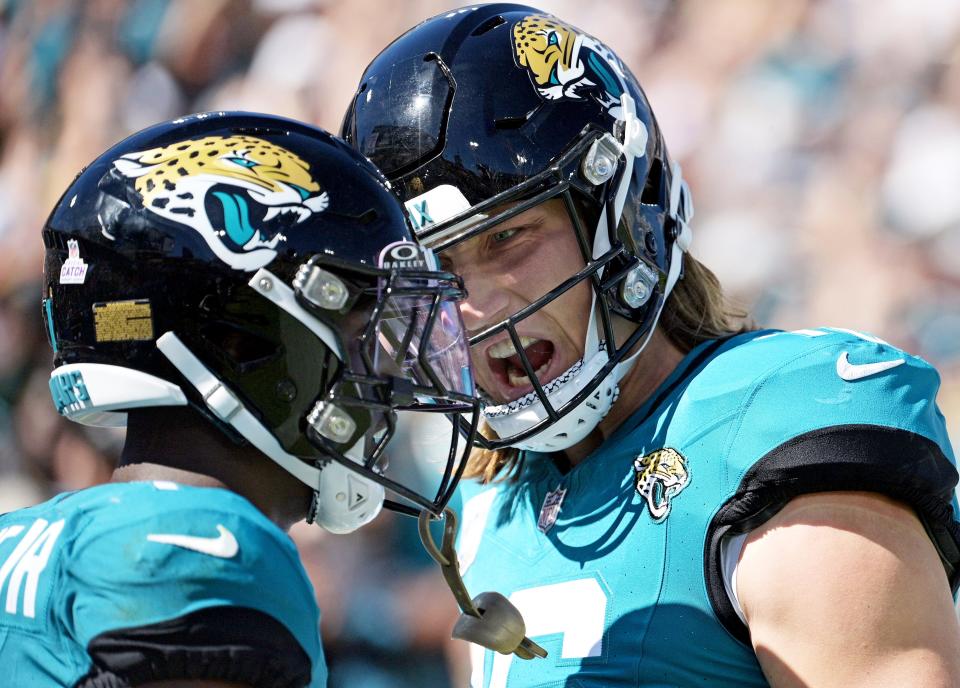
[706,330,960,643]
[63,489,325,688]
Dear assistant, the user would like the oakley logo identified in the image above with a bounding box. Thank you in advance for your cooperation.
[147,524,239,559]
[836,352,905,382]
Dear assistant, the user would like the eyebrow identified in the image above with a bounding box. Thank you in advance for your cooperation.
[496,214,546,233]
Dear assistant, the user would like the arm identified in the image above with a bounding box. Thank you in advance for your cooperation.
[737,491,960,688]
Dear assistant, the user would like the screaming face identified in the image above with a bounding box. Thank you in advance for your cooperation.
[447,199,593,411]
[113,135,330,271]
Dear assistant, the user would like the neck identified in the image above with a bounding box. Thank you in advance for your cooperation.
[561,328,685,467]
[113,407,311,530]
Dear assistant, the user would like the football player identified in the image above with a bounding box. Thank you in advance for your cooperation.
[0,112,478,687]
[342,5,960,686]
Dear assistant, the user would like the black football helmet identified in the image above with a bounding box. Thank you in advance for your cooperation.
[42,111,479,532]
[342,4,694,452]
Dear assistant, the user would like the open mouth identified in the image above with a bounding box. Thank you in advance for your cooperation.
[206,184,309,252]
[486,336,556,400]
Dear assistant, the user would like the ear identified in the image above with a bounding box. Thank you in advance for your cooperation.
[113,156,156,179]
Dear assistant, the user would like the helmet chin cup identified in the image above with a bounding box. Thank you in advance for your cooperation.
[311,443,384,534]
[484,345,615,452]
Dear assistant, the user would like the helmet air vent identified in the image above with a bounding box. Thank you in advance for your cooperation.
[471,15,505,36]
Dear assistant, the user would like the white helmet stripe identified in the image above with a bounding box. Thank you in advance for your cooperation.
[156,330,385,533]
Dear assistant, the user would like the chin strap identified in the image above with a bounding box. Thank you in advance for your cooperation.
[418,508,547,660]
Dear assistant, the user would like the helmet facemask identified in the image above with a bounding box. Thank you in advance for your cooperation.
[409,98,692,452]
[288,250,478,519]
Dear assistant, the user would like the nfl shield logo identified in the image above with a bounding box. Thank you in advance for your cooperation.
[537,487,567,534]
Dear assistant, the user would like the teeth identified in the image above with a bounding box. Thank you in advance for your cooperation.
[263,205,311,223]
[489,336,539,359]
[507,362,550,387]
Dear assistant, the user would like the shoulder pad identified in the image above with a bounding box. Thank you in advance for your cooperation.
[66,482,319,662]
[721,328,953,478]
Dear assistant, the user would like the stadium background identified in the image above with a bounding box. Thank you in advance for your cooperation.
[0,0,958,685]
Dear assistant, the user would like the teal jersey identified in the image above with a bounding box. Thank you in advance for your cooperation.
[457,328,960,687]
[0,481,326,687]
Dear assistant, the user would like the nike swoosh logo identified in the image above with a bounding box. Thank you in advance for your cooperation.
[836,351,905,381]
[146,524,239,559]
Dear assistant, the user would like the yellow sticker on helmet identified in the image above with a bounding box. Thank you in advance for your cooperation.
[93,300,154,342]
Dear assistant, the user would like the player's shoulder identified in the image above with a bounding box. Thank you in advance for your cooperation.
[68,480,307,582]
[28,481,325,687]
[693,327,943,428]
[66,481,318,641]
[705,326,938,393]
[706,327,954,479]
[68,479,281,532]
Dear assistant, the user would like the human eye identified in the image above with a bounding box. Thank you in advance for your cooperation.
[437,252,455,273]
[491,227,520,244]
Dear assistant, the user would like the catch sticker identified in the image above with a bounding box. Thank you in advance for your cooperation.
[93,299,154,342]
[60,239,89,285]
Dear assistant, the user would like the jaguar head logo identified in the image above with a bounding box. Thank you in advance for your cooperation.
[513,15,628,119]
[113,135,329,271]
[634,448,690,522]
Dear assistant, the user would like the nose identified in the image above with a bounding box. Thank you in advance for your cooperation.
[454,262,513,337]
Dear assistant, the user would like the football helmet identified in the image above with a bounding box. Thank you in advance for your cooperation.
[42,112,479,532]
[342,4,693,452]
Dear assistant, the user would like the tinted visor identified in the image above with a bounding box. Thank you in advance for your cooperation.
[350,54,454,178]
[375,278,473,400]
[294,250,478,515]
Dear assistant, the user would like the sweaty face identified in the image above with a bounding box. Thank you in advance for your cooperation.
[439,199,593,405]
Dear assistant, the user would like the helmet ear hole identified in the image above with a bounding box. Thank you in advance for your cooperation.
[199,321,281,373]
[641,158,664,205]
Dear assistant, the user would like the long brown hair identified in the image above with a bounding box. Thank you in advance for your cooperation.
[463,253,752,484]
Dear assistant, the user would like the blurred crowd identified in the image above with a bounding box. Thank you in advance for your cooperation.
[1,0,958,685]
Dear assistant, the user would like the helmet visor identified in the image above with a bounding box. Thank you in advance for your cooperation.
[294,247,478,515]
[374,279,474,400]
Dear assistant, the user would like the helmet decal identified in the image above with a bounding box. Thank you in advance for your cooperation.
[513,15,628,119]
[112,135,330,271]
[59,239,88,285]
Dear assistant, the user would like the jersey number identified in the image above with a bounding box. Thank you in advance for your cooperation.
[474,578,608,688]
[0,519,65,619]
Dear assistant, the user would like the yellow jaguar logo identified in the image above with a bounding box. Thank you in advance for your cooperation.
[113,135,329,271]
[513,15,627,118]
[634,448,690,521]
